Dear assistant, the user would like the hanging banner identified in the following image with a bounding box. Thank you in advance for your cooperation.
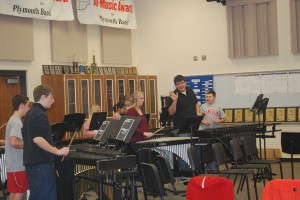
[0,0,74,21]
[77,0,137,29]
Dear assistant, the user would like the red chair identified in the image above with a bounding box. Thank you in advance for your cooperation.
[186,176,234,200]
[262,179,300,200]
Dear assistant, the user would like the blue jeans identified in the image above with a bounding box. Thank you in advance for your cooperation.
[25,162,57,200]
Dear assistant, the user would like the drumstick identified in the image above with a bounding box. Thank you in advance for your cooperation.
[61,131,77,162]
[0,122,7,130]
[153,126,165,134]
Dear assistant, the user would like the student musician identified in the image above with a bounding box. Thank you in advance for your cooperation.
[200,90,225,173]
[83,104,101,138]
[126,91,155,143]
[168,75,201,174]
[22,85,69,200]
[5,95,30,200]
[113,94,133,120]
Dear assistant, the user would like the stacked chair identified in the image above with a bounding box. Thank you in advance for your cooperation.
[212,142,258,200]
[242,136,283,179]
[230,139,268,186]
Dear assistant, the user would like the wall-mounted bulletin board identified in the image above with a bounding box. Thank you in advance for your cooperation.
[210,71,300,123]
[185,75,213,105]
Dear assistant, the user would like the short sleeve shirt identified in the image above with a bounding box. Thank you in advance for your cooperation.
[5,115,24,172]
[200,102,225,129]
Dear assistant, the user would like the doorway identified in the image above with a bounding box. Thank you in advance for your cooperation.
[0,70,27,139]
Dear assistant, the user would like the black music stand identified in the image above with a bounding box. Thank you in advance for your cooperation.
[51,122,73,143]
[93,120,112,143]
[112,116,141,143]
[281,132,300,179]
[178,116,203,145]
[89,112,107,130]
[63,113,86,132]
[257,97,269,159]
[250,94,269,159]
[145,114,150,124]
[250,94,264,114]
[93,116,141,144]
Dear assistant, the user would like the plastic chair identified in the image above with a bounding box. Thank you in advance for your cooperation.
[187,176,234,200]
[262,179,300,200]
[242,136,283,179]
[230,139,268,185]
[156,155,178,194]
[212,142,257,200]
[187,146,202,176]
[139,163,166,200]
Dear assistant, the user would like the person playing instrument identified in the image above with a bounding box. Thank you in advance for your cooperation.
[200,90,225,173]
[90,104,101,115]
[83,104,101,138]
[22,85,69,200]
[5,95,30,200]
[113,94,133,120]
[126,91,155,143]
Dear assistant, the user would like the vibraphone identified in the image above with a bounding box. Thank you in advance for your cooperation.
[133,124,261,169]
[55,144,138,200]
[0,147,6,183]
[132,137,201,167]
[195,124,259,143]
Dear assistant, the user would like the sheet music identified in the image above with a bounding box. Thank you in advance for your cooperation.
[235,74,261,95]
[261,73,287,94]
[288,72,300,93]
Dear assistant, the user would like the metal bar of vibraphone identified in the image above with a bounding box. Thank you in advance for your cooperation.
[0,153,6,183]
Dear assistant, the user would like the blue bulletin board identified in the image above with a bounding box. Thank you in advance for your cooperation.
[185,75,214,105]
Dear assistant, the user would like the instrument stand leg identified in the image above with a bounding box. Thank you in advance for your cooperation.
[291,144,294,180]
[130,175,137,200]
[113,174,122,200]
[99,175,104,200]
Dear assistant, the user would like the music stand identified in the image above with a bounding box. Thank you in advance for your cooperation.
[281,132,300,179]
[51,122,72,143]
[257,98,269,159]
[145,114,150,124]
[63,113,86,132]
[112,116,141,143]
[93,116,141,144]
[89,112,107,130]
[178,116,204,145]
[93,120,112,143]
[250,94,264,114]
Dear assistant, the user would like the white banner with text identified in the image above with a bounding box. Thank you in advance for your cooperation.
[0,0,74,21]
[77,0,137,29]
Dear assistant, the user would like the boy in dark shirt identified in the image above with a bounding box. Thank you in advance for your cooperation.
[22,85,69,200]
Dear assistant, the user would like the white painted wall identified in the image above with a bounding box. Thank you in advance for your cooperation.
[132,0,300,97]
[0,0,299,156]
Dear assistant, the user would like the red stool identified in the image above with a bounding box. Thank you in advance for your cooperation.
[186,176,234,200]
[262,179,300,200]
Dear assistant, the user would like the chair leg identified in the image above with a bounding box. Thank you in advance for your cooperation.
[252,172,258,200]
[237,175,244,194]
[143,191,147,200]
[244,175,251,200]
[279,162,283,179]
[171,182,178,195]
